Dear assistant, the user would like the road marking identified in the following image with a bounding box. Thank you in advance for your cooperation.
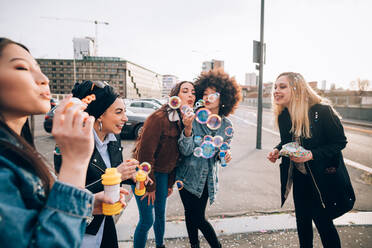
[344,158,372,174]
[343,125,372,135]
[231,114,372,174]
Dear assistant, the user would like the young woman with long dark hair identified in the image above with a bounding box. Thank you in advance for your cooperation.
[0,37,111,247]
[132,81,196,248]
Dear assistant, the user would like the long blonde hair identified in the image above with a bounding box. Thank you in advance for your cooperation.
[273,72,329,138]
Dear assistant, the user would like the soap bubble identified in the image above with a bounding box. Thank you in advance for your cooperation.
[194,136,203,145]
[207,92,220,103]
[203,135,213,142]
[225,126,234,137]
[175,180,184,190]
[168,96,181,109]
[139,162,151,173]
[195,108,211,124]
[220,142,230,151]
[193,147,203,157]
[181,105,194,117]
[212,135,224,148]
[206,114,222,130]
[201,141,215,159]
[195,99,205,109]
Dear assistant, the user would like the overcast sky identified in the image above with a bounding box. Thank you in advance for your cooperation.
[1,0,371,89]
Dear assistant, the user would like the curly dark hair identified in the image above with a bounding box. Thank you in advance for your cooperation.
[194,68,241,116]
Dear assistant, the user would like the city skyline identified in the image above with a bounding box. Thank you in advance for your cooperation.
[1,0,371,89]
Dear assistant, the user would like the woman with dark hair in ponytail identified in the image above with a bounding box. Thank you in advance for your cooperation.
[0,38,126,247]
[131,81,195,248]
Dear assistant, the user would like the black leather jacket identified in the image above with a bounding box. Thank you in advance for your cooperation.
[54,134,134,247]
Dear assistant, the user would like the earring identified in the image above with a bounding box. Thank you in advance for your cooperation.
[222,104,225,108]
[98,121,102,131]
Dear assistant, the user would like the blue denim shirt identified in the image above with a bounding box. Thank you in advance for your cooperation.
[176,116,233,204]
[0,155,94,247]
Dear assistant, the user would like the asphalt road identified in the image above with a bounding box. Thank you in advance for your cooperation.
[32,104,372,219]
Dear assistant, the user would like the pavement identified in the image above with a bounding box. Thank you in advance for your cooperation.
[115,147,372,248]
[31,111,372,248]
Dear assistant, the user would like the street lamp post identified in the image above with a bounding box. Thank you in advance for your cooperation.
[256,0,265,149]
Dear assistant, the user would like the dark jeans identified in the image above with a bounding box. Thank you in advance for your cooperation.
[179,183,221,248]
[293,168,341,248]
[132,172,169,248]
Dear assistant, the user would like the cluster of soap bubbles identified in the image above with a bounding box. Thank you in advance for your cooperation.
[193,134,231,159]
[168,93,234,165]
[195,109,223,130]
[168,96,195,118]
[194,93,223,130]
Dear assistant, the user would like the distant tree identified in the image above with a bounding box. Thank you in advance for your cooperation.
[350,78,370,91]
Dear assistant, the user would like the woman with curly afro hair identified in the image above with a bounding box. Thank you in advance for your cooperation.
[176,69,241,248]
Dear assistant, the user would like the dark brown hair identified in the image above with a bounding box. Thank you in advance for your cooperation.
[194,68,242,116]
[0,37,54,193]
[132,81,194,158]
[169,81,193,97]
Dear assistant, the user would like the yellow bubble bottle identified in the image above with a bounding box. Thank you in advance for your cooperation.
[101,168,123,216]
[135,169,147,196]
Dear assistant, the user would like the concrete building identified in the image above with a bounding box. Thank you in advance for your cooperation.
[162,75,179,97]
[244,72,257,86]
[37,56,162,99]
[73,37,95,59]
[202,59,224,72]
[321,80,327,91]
[308,81,318,90]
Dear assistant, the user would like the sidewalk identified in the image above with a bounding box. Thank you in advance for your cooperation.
[115,105,372,247]
[119,226,372,248]
[117,207,372,247]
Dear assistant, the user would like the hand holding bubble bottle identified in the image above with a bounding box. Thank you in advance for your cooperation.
[219,141,230,167]
[134,162,152,196]
[219,151,227,167]
[101,168,123,215]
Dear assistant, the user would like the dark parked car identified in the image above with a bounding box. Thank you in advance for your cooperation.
[121,109,149,139]
[43,106,57,133]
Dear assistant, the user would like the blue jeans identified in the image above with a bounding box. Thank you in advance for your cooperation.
[132,172,169,248]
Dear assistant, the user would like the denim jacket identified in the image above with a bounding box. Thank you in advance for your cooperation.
[176,116,233,204]
[0,127,94,248]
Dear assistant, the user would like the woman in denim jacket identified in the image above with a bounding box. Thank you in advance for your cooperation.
[176,69,241,248]
[0,38,125,247]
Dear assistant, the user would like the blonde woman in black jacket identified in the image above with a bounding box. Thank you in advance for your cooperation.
[267,72,355,248]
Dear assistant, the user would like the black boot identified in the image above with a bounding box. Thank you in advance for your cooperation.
[156,245,166,248]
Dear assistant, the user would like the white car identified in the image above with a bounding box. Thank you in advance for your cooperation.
[126,100,161,114]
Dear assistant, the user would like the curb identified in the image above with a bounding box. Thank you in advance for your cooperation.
[117,211,372,242]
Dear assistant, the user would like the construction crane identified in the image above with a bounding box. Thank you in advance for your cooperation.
[41,16,109,55]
